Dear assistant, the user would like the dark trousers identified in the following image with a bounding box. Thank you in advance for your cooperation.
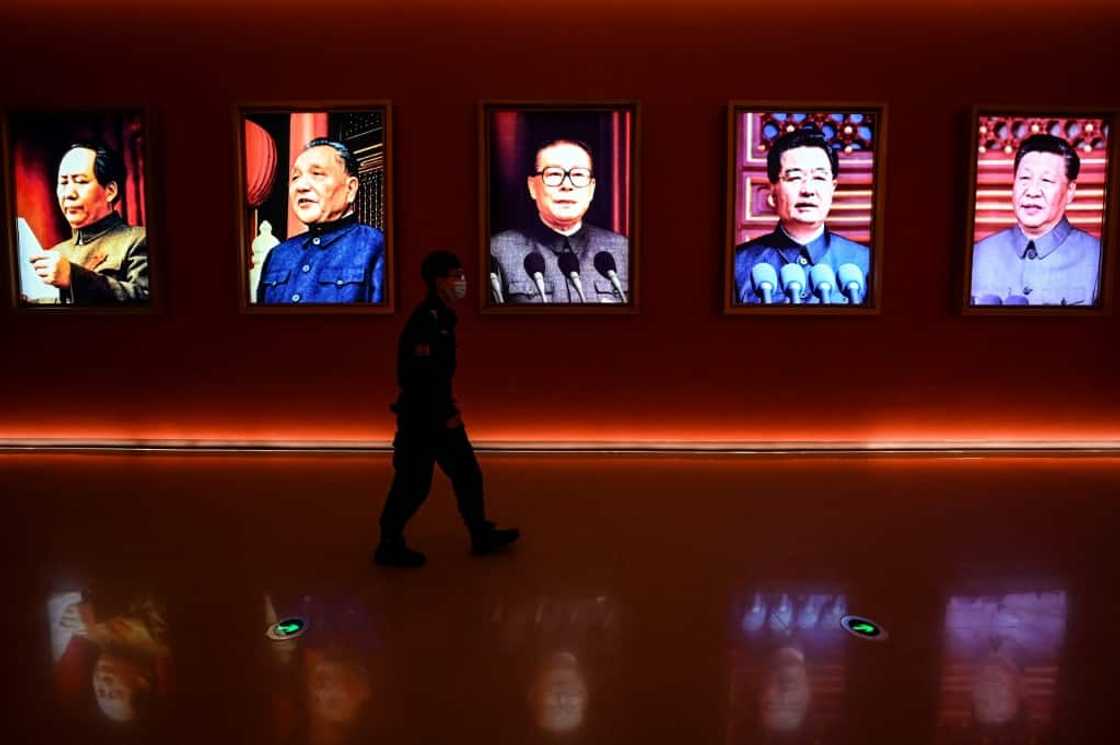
[379,423,487,542]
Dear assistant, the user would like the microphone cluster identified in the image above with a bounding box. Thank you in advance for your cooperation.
[751,262,865,305]
[973,294,1028,306]
[489,251,626,304]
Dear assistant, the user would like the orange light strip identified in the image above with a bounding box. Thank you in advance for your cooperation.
[2,437,1119,454]
[3,416,1119,453]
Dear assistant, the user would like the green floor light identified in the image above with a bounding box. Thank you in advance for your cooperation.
[267,617,308,641]
[841,615,888,641]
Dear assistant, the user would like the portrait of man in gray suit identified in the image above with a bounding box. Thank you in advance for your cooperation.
[970,133,1103,307]
[489,138,629,305]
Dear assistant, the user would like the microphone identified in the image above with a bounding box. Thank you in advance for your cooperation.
[523,253,548,303]
[750,263,778,304]
[779,263,807,304]
[557,252,587,303]
[488,272,504,303]
[593,251,627,303]
[837,263,865,305]
[488,262,504,304]
[809,263,837,304]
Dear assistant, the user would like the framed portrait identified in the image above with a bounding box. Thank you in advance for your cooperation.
[962,107,1116,314]
[3,109,158,311]
[236,104,393,313]
[725,104,886,314]
[480,102,639,313]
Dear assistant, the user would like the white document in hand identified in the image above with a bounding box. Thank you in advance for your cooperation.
[17,217,59,303]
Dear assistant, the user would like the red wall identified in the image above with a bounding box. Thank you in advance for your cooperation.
[1,0,1118,445]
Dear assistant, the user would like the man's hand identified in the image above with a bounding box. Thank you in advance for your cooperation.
[30,251,72,289]
[446,414,463,429]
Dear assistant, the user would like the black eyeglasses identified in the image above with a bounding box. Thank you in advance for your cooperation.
[534,167,594,188]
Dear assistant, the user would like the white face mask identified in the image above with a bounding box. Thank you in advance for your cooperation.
[451,279,467,300]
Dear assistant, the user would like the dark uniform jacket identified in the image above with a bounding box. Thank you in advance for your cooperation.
[392,294,459,432]
[51,212,149,304]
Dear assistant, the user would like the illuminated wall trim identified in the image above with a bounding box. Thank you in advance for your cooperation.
[2,438,1119,455]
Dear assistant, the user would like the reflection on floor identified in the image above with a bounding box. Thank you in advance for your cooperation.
[2,452,1118,744]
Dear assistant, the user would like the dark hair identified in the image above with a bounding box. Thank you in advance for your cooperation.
[766,127,839,183]
[532,138,595,174]
[305,137,360,177]
[1014,134,1081,181]
[64,142,126,204]
[421,250,462,289]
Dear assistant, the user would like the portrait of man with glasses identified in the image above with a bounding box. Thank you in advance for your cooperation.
[489,137,630,305]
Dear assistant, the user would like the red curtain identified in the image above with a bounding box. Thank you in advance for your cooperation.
[286,112,328,237]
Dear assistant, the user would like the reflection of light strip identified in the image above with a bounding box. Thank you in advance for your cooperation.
[2,439,1119,454]
[744,113,874,167]
[975,217,1101,225]
[977,189,1106,197]
[976,202,1103,211]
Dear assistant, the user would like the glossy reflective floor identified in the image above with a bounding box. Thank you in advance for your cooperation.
[3,452,1119,744]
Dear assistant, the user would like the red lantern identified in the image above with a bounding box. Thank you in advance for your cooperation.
[244,120,277,208]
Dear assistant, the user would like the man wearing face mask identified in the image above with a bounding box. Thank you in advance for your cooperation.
[733,127,870,305]
[257,138,385,304]
[28,142,149,305]
[374,251,520,568]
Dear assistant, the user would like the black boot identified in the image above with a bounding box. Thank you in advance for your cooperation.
[373,537,427,568]
[470,522,521,556]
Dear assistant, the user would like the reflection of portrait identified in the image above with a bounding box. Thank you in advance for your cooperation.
[971,648,1023,727]
[727,592,848,744]
[490,594,620,739]
[733,126,871,305]
[305,649,373,743]
[759,647,811,734]
[9,111,151,306]
[530,651,589,734]
[264,593,383,745]
[91,647,155,723]
[937,591,1067,743]
[48,589,171,732]
[242,109,389,306]
[970,132,1104,306]
[485,106,634,306]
